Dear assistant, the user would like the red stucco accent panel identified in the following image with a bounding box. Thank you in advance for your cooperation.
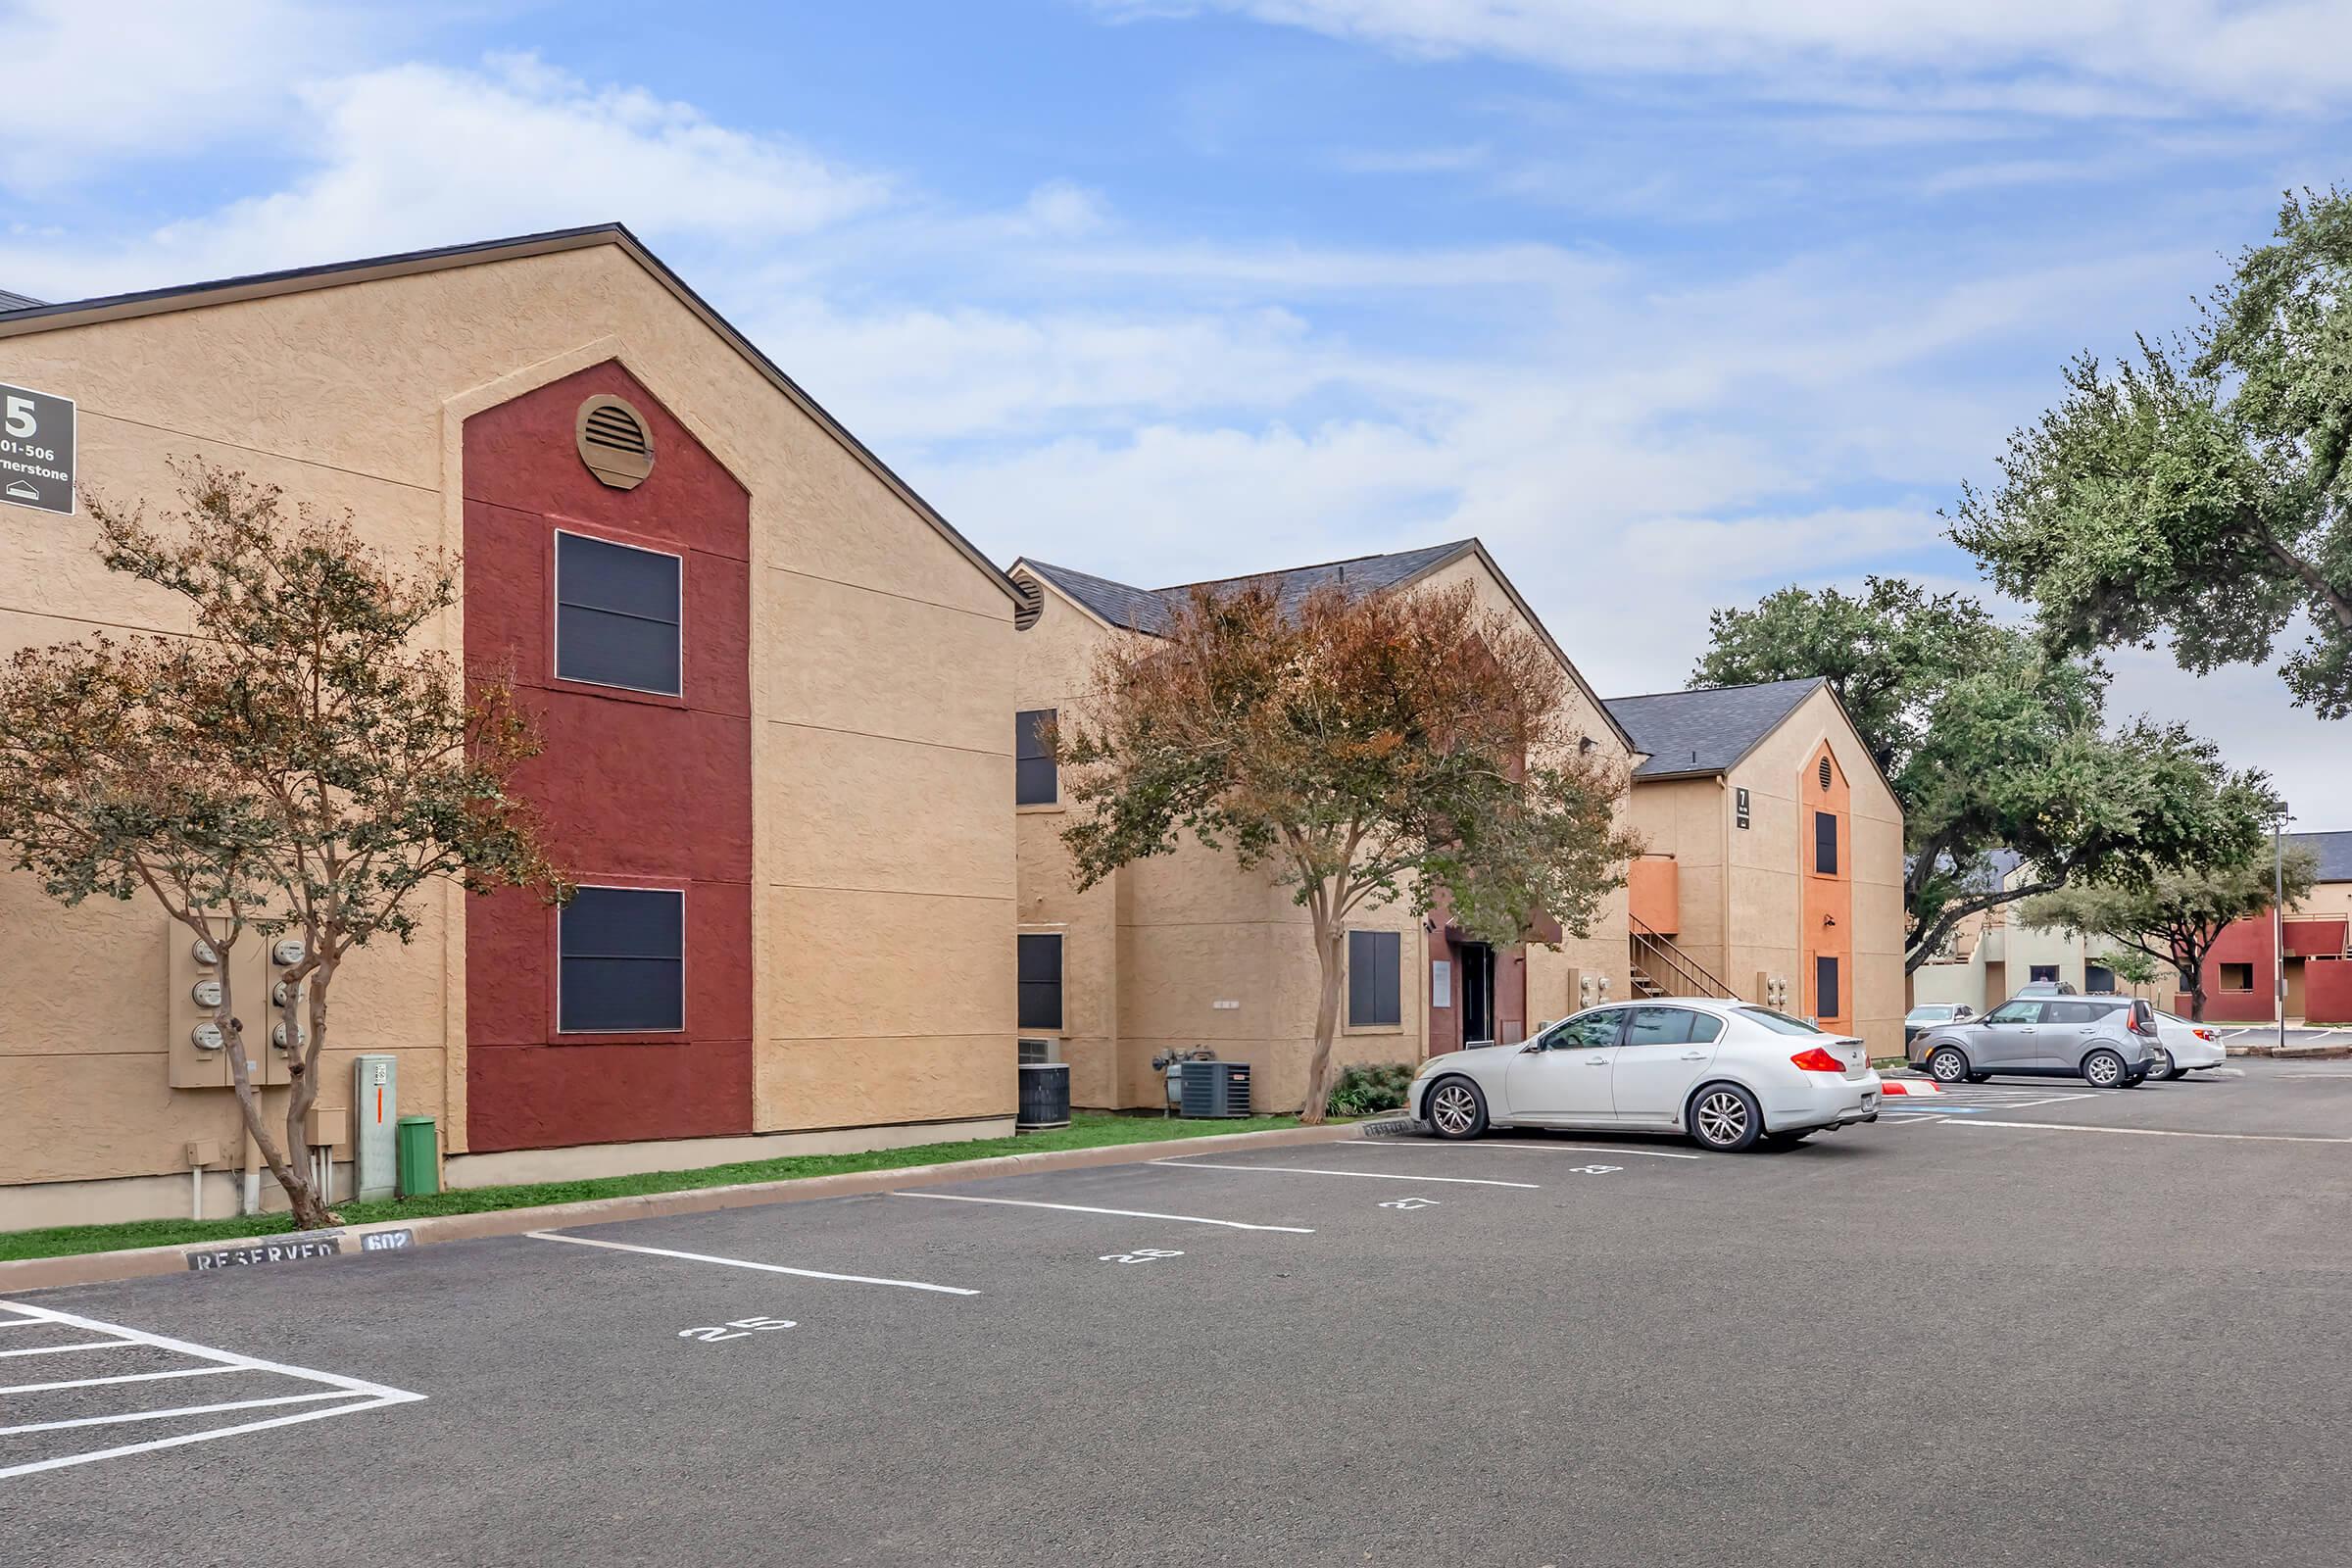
[463,361,754,1153]
[2305,957,2352,1024]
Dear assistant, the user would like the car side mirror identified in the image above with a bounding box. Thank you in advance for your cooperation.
[1521,1040,1545,1054]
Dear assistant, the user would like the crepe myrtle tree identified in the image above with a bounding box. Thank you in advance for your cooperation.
[0,462,565,1230]
[1056,577,1642,1123]
[2026,840,2315,1023]
[1951,188,2352,714]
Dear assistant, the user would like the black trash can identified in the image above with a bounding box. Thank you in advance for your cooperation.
[1016,1062,1071,1131]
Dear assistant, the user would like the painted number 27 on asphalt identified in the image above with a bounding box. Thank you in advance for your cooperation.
[679,1315,797,1343]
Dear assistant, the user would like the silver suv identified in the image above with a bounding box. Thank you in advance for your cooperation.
[1906,995,2158,1088]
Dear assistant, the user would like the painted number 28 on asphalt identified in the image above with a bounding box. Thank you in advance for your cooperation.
[679,1315,797,1343]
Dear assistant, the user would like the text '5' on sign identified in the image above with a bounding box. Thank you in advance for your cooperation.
[0,381,74,516]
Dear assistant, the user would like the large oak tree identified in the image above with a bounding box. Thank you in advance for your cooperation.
[1951,188,2352,713]
[1058,577,1642,1122]
[1696,578,2267,971]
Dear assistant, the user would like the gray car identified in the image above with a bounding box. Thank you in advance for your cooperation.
[1905,995,2158,1088]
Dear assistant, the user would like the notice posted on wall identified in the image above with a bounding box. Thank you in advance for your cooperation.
[0,382,74,515]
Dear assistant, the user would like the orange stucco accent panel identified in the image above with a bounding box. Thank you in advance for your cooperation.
[1800,743,1853,1030]
[1629,856,1679,935]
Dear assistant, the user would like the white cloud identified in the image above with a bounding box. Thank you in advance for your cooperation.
[0,0,362,191]
[0,54,891,298]
[1090,1,2352,116]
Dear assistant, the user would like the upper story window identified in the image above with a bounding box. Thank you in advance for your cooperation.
[556,531,681,696]
[1813,809,1838,875]
[1015,710,1057,806]
[559,886,685,1033]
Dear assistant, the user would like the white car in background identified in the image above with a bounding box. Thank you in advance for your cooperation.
[1406,999,1882,1152]
[2147,1009,2230,1080]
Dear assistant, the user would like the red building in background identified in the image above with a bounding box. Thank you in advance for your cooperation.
[2176,831,2352,1024]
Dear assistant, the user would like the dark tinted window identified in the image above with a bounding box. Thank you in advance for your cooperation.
[559,887,684,1032]
[556,532,681,695]
[1815,956,1839,1018]
[1549,1010,1624,1049]
[1813,810,1838,874]
[1627,1006,1698,1046]
[1017,934,1063,1030]
[1015,710,1057,805]
[2044,1001,2101,1025]
[1689,1012,1724,1043]
[1348,930,1401,1027]
[1736,1006,1825,1036]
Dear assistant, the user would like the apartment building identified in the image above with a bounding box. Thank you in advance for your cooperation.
[0,226,1024,1227]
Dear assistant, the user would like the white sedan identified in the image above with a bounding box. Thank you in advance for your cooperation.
[2146,1010,2230,1080]
[1406,999,1883,1152]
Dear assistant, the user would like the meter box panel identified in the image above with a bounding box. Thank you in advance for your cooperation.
[258,935,310,1087]
[168,929,269,1090]
[354,1054,398,1202]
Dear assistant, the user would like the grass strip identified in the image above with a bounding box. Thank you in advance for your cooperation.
[0,1111,1301,1263]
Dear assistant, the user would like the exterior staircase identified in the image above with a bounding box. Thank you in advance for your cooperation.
[1628,914,1740,1002]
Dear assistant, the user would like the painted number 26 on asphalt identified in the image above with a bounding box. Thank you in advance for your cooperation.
[679,1315,797,1343]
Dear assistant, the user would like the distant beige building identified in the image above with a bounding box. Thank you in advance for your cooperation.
[1008,541,1640,1112]
[1604,679,1907,1061]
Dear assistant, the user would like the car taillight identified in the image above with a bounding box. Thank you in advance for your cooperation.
[1790,1047,1843,1072]
[2126,1011,2149,1035]
[2194,1029,2216,1042]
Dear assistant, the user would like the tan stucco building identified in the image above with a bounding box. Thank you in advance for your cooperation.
[0,225,1025,1228]
[1008,541,1640,1112]
[1605,678,1907,1061]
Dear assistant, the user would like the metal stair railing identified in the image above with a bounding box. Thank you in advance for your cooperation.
[1627,914,1740,1002]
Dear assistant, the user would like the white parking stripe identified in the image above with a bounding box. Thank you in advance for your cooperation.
[891,1191,1314,1233]
[1359,1141,1703,1159]
[526,1230,980,1295]
[1950,1120,2352,1144]
[0,1390,357,1438]
[0,1364,243,1396]
[0,1399,413,1481]
[0,1301,420,1401]
[0,1338,130,1360]
[1152,1159,1539,1188]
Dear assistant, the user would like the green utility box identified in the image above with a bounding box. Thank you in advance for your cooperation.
[396,1115,440,1198]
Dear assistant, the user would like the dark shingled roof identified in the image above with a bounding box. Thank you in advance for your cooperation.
[1604,677,1825,779]
[2288,830,2352,883]
[1022,540,1476,636]
[0,289,42,313]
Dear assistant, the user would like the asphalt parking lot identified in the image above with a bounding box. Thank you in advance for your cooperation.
[5,1059,2348,1568]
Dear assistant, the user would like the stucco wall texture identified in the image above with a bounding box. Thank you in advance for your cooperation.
[0,235,1019,1222]
[1012,548,1637,1113]
[1625,686,1906,1060]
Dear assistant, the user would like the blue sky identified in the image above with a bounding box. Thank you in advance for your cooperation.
[4,0,2348,814]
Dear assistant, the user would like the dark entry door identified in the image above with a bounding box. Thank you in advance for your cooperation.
[1459,942,1495,1045]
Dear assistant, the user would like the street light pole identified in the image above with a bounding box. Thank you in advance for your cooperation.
[2276,821,2287,1054]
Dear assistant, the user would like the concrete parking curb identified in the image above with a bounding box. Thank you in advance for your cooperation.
[0,1122,1368,1294]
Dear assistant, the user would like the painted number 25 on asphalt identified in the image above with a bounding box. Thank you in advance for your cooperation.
[679,1315,797,1343]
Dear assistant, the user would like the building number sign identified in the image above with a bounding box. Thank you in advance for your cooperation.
[0,382,75,516]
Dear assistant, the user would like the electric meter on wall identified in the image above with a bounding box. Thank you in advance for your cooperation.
[190,979,224,1007]
[190,1022,225,1052]
[271,979,296,1006]
[271,1021,307,1052]
[272,938,307,967]
[191,938,220,966]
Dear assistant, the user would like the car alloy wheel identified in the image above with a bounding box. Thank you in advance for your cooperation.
[1427,1080,1485,1140]
[2082,1049,2125,1087]
[1928,1047,1968,1084]
[1692,1088,1753,1150]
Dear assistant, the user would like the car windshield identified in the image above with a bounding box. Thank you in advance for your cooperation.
[1906,1006,1953,1020]
[1735,1006,1825,1036]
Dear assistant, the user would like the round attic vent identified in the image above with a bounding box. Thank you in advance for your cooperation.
[1818,756,1833,792]
[575,395,654,490]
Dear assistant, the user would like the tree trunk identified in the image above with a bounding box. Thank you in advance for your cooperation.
[278,947,341,1229]
[1298,922,1346,1124]
[2187,984,2208,1024]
